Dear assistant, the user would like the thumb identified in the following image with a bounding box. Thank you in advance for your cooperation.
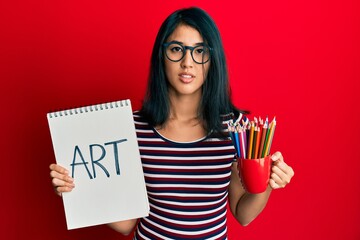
[271,151,283,162]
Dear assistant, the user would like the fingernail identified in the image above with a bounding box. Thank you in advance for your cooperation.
[271,155,278,161]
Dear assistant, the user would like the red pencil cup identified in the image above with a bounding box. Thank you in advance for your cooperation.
[237,156,271,194]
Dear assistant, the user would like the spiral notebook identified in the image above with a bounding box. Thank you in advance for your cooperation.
[47,99,149,230]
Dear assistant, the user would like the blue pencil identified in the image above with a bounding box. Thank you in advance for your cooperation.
[234,130,241,158]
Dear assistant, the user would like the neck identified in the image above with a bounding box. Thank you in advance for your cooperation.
[156,90,207,141]
[168,91,202,122]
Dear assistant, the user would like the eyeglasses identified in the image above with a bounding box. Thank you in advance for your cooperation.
[163,41,212,64]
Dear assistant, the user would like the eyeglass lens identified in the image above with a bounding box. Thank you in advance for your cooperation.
[165,43,210,64]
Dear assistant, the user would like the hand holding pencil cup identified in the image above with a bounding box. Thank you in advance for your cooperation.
[229,115,277,194]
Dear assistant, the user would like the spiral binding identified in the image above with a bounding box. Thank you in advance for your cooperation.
[48,99,130,118]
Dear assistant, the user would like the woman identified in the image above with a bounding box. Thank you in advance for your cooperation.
[50,7,294,239]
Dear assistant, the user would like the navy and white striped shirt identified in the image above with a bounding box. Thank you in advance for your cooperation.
[133,112,236,240]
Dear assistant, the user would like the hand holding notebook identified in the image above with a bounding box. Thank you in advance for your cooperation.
[47,99,149,230]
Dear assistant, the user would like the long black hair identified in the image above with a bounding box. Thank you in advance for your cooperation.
[141,7,245,134]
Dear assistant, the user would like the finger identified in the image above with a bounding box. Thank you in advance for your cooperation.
[50,170,74,183]
[272,165,291,185]
[286,165,295,178]
[273,161,295,179]
[269,179,280,189]
[270,172,284,187]
[51,177,75,189]
[56,186,74,194]
[54,188,62,197]
[49,163,69,175]
[271,151,283,162]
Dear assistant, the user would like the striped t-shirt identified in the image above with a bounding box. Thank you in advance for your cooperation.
[133,111,236,240]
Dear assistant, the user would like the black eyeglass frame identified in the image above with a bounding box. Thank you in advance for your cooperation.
[163,41,212,64]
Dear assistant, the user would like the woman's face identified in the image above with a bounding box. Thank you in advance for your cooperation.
[164,24,210,98]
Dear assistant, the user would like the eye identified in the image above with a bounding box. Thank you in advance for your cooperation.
[170,46,183,52]
[195,48,204,54]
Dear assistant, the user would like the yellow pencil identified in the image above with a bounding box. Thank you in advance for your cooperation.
[264,117,276,156]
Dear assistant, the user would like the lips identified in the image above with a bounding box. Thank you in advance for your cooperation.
[178,73,195,83]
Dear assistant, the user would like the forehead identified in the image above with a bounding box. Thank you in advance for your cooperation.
[166,24,204,45]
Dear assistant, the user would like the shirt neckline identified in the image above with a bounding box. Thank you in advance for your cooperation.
[152,126,211,145]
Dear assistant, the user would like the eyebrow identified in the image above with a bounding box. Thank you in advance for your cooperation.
[169,40,205,46]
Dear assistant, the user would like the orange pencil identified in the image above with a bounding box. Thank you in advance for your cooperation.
[247,121,254,159]
[259,119,268,158]
[254,126,261,159]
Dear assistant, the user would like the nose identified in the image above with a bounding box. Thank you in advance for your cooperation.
[180,49,193,68]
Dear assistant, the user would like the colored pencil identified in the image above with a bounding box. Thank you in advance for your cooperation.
[256,118,264,158]
[262,118,273,157]
[261,117,270,158]
[234,113,243,126]
[254,126,261,159]
[264,117,276,156]
[228,115,277,160]
[251,126,256,158]
[234,128,241,158]
[247,121,254,159]
[259,119,268,158]
[239,128,247,159]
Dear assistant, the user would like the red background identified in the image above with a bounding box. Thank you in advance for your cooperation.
[1,0,359,239]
